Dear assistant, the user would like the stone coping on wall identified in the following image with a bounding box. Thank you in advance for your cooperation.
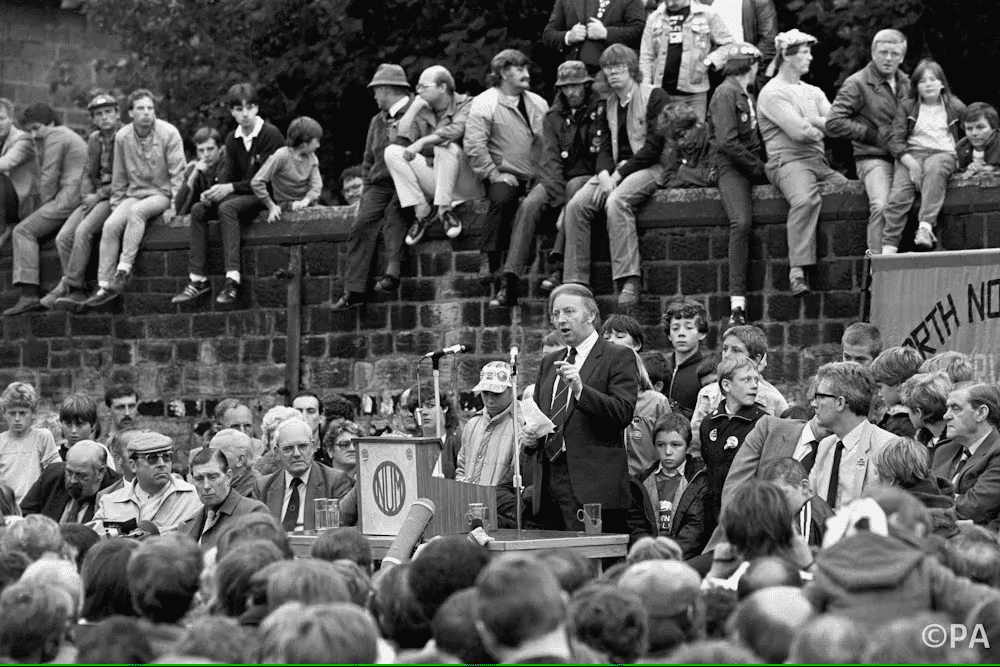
[134,175,1000,252]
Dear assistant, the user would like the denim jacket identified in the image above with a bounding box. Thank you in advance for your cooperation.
[639,0,733,95]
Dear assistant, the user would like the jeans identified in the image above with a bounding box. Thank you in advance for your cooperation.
[856,158,895,254]
[564,166,662,285]
[187,193,264,278]
[506,174,590,275]
[881,150,957,248]
[56,199,112,288]
[383,143,482,209]
[343,183,405,295]
[11,200,77,286]
[766,155,848,268]
[718,165,754,296]
[98,194,170,285]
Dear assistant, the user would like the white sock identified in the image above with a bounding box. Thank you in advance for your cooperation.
[226,270,241,284]
[919,221,933,232]
[882,246,898,255]
[116,262,131,274]
[414,202,432,220]
[190,273,207,283]
[730,296,746,311]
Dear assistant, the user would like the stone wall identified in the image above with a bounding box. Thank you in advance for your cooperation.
[0,0,121,130]
[3,178,999,445]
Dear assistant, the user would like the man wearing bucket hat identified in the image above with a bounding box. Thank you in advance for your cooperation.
[45,93,121,312]
[456,361,524,486]
[492,61,602,309]
[334,63,417,311]
[758,29,847,297]
[92,430,202,535]
[4,103,88,316]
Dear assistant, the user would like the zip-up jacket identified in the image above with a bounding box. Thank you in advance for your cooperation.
[634,455,708,558]
[700,400,768,529]
[887,95,966,160]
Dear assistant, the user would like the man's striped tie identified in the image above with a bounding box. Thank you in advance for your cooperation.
[543,347,577,461]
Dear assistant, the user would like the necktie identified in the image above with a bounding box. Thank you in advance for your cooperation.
[826,441,845,509]
[952,447,973,483]
[60,499,80,524]
[544,348,578,461]
[282,477,302,532]
[799,440,819,475]
[201,510,218,538]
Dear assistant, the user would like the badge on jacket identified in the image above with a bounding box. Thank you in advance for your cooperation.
[856,457,866,469]
[740,112,749,123]
[724,436,739,450]
[561,150,569,159]
[709,428,718,442]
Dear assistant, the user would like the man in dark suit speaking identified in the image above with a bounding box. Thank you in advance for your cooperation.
[529,283,639,532]
[543,0,646,73]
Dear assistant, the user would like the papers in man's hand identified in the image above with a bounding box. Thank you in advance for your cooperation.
[519,397,555,438]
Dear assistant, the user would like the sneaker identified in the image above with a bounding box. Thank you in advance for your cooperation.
[332,292,366,311]
[617,277,641,308]
[489,275,519,309]
[540,270,561,294]
[2,296,43,317]
[171,280,211,304]
[441,208,463,239]
[913,225,937,250]
[215,279,239,305]
[790,273,810,297]
[728,307,746,326]
[109,269,130,293]
[54,290,89,313]
[39,280,70,310]
[405,210,435,246]
[374,275,400,293]
[82,287,121,309]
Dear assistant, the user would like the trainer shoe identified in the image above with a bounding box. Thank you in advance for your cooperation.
[405,211,435,246]
[171,280,211,304]
[216,278,239,305]
[913,224,937,250]
[441,208,463,239]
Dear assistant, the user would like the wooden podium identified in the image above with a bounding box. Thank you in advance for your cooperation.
[355,436,497,538]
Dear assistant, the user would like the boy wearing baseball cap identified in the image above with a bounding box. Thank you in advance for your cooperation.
[455,361,524,486]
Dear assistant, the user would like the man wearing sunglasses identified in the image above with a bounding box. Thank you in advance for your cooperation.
[456,361,522,486]
[92,430,202,535]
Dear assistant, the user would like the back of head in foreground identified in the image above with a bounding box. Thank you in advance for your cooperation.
[258,601,379,664]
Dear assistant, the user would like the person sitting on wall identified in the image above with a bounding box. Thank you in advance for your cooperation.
[174,127,225,218]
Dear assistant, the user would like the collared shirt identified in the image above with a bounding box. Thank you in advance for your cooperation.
[388,96,409,119]
[234,117,264,152]
[965,430,992,458]
[810,420,866,509]
[553,330,600,403]
[792,422,819,461]
[92,475,202,534]
[281,466,312,531]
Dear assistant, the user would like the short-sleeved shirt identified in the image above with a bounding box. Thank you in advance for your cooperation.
[0,428,61,504]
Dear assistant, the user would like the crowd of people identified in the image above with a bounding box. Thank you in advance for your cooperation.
[0,0,992,325]
[0,282,993,661]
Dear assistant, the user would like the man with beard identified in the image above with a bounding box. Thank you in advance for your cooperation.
[492,61,602,308]
[465,49,549,289]
[93,431,202,534]
[182,448,268,552]
[20,440,118,523]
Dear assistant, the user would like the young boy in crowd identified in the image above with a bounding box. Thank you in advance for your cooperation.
[759,457,833,548]
[699,356,768,533]
[0,382,60,504]
[690,325,789,452]
[663,299,709,419]
[634,412,707,559]
[956,102,1000,176]
[251,116,323,223]
[175,127,225,216]
[870,345,924,438]
[841,322,882,367]
[602,314,671,476]
[57,393,101,462]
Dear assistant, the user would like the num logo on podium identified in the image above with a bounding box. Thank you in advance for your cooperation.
[372,461,406,516]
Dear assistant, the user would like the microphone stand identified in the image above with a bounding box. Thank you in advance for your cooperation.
[431,355,443,442]
[510,348,522,538]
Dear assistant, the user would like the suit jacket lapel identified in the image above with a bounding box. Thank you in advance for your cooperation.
[538,357,559,419]
[266,473,284,519]
[957,430,999,487]
[579,337,604,387]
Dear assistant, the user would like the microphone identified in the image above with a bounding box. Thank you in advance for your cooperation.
[421,344,468,360]
[509,346,519,365]
[381,498,436,568]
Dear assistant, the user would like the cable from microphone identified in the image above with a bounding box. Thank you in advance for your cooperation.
[421,344,468,360]
[381,498,436,569]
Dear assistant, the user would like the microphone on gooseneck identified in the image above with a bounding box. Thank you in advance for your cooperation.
[381,498,436,569]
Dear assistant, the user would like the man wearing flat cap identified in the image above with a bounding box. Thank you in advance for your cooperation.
[92,430,202,534]
[493,61,603,309]
[758,29,847,297]
[334,63,419,311]
[465,49,549,293]
[456,361,524,486]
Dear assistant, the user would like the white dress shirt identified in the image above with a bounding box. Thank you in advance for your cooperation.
[281,466,312,531]
[234,116,264,152]
[552,330,600,404]
[792,422,819,461]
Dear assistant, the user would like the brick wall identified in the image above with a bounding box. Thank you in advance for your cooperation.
[0,0,120,130]
[1,178,998,447]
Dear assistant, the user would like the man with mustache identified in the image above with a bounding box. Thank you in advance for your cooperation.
[20,440,118,523]
[103,385,138,446]
[465,49,549,290]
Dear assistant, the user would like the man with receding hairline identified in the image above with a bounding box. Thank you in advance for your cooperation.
[258,419,353,532]
[182,448,268,551]
[210,428,265,499]
[21,439,118,523]
[529,283,639,533]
